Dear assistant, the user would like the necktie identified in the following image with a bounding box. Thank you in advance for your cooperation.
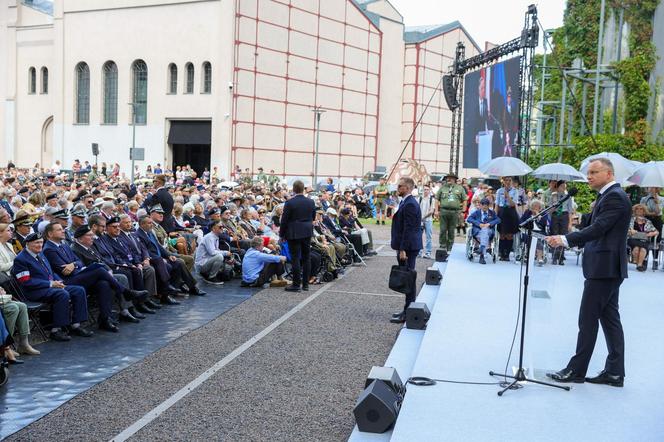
[482,212,487,223]
[149,232,161,257]
[37,255,53,280]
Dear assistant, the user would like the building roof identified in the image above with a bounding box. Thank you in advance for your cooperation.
[405,21,481,51]
[350,0,381,28]
[22,0,53,16]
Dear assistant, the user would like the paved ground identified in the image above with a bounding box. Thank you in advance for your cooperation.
[6,225,439,441]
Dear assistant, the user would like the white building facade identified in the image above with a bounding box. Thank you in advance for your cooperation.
[0,0,480,179]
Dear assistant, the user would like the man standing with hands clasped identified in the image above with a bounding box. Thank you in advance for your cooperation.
[545,158,631,387]
[390,177,422,324]
[280,180,316,292]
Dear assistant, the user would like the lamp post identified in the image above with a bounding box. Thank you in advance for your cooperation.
[311,106,326,190]
[128,102,137,184]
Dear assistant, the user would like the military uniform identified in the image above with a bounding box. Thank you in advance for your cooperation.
[436,177,467,252]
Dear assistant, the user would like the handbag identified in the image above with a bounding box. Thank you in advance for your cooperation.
[389,263,417,295]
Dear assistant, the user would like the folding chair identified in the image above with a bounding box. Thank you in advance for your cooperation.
[5,276,50,342]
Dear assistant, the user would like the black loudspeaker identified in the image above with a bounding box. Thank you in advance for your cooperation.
[406,302,431,330]
[354,380,401,433]
[91,143,99,156]
[425,267,442,285]
[443,75,459,110]
[435,249,448,262]
[364,366,405,397]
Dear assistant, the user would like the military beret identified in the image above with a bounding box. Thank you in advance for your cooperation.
[24,232,42,243]
[74,225,92,238]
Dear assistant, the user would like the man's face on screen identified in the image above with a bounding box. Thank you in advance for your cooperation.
[479,76,486,100]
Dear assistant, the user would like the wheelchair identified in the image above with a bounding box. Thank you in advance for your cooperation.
[465,223,499,263]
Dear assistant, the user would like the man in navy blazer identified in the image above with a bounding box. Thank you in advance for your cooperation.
[42,222,145,332]
[390,177,423,323]
[466,198,501,264]
[546,158,631,387]
[12,233,92,341]
[279,180,316,292]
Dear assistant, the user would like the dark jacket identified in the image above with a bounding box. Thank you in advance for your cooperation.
[467,209,501,237]
[391,195,423,252]
[566,183,631,279]
[135,228,171,259]
[71,242,112,271]
[42,240,85,279]
[12,249,62,297]
[279,194,315,240]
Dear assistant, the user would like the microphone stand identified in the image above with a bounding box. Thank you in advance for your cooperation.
[490,196,573,396]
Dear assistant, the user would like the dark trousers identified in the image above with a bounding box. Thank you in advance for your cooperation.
[551,212,570,262]
[115,266,145,291]
[64,268,123,320]
[567,278,625,377]
[398,250,418,312]
[288,237,311,287]
[254,262,285,286]
[24,285,88,328]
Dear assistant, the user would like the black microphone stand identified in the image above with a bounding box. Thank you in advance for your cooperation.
[489,196,573,396]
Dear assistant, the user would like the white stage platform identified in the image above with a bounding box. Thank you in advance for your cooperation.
[351,247,664,442]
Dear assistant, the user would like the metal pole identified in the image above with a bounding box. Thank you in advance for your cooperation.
[592,0,606,136]
[559,72,567,162]
[612,8,624,134]
[536,32,548,166]
[311,107,325,189]
[130,103,136,184]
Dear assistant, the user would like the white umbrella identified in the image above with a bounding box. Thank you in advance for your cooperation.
[579,152,641,183]
[479,156,533,177]
[627,161,664,187]
[531,162,586,182]
[218,181,239,188]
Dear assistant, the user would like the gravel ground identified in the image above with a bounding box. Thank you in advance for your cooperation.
[7,225,438,441]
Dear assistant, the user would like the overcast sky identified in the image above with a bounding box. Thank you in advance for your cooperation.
[387,0,567,52]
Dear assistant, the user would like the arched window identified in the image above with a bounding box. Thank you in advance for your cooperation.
[202,61,211,94]
[131,60,148,124]
[103,61,118,124]
[41,67,48,94]
[185,62,194,94]
[75,62,90,124]
[28,67,36,94]
[168,63,177,94]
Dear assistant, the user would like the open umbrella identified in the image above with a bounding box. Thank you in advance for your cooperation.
[531,162,586,182]
[218,181,239,189]
[579,152,641,183]
[627,161,664,187]
[479,156,532,177]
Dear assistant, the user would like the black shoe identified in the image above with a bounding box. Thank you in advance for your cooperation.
[70,326,94,338]
[546,368,585,383]
[8,357,24,365]
[128,307,147,319]
[390,312,406,324]
[479,255,486,265]
[50,329,71,342]
[558,260,565,266]
[585,370,624,387]
[161,295,181,305]
[134,304,156,315]
[124,289,149,301]
[302,284,309,292]
[99,318,119,333]
[190,287,207,296]
[166,284,181,293]
[119,312,140,323]
[285,284,301,292]
[144,299,161,310]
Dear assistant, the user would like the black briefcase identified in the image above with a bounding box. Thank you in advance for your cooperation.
[389,265,417,295]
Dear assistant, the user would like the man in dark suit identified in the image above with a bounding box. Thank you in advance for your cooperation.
[144,174,176,232]
[279,180,316,292]
[390,177,423,323]
[546,158,631,387]
[12,233,93,341]
[42,222,146,332]
[466,198,501,264]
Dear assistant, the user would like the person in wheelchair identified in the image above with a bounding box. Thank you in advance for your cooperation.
[466,198,500,264]
[519,199,550,266]
[628,204,658,272]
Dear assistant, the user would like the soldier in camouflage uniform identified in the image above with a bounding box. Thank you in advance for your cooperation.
[435,173,467,253]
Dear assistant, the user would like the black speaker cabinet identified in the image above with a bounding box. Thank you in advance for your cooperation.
[425,267,442,285]
[435,249,448,262]
[91,143,99,156]
[354,380,401,433]
[406,302,431,330]
[443,74,459,110]
[364,366,405,397]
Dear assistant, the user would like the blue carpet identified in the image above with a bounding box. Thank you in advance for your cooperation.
[0,280,255,439]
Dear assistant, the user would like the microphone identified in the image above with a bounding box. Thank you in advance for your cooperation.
[557,187,578,205]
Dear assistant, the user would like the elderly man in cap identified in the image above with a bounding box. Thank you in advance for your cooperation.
[67,205,88,239]
[195,220,232,284]
[11,210,33,253]
[466,198,501,264]
[435,172,467,256]
[71,224,145,323]
[12,232,92,341]
[42,222,148,332]
[150,204,196,271]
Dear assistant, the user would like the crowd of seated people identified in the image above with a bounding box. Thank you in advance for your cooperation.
[0,166,379,372]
